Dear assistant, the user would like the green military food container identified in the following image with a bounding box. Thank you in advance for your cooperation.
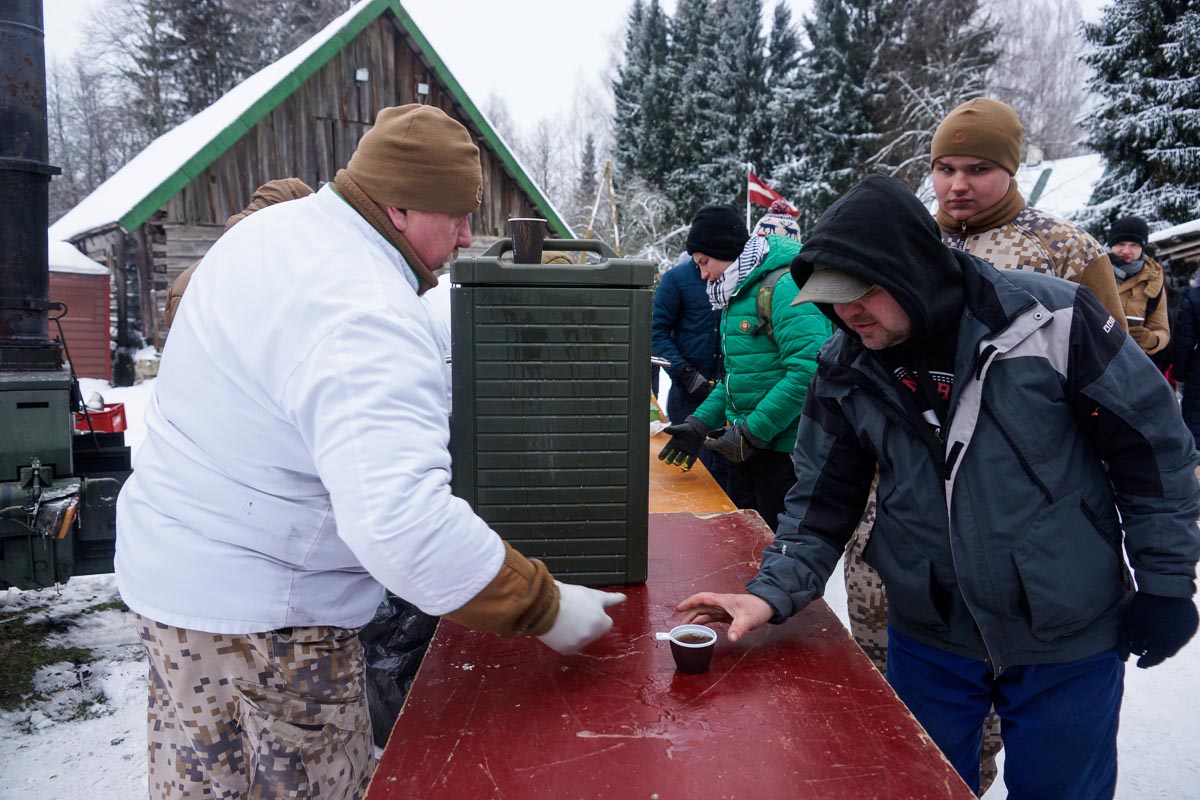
[450,238,656,586]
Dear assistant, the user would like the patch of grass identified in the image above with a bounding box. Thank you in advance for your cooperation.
[84,597,128,614]
[0,604,49,625]
[0,613,93,711]
[66,691,110,721]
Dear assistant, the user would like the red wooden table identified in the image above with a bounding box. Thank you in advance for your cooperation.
[367,510,973,799]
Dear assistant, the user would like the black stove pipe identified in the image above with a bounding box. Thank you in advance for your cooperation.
[0,0,62,370]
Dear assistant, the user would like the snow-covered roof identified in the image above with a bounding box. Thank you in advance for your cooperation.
[49,241,108,275]
[1151,217,1200,242]
[49,0,570,243]
[1014,153,1105,219]
[1150,217,1200,264]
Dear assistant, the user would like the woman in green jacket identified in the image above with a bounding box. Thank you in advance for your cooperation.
[659,202,832,529]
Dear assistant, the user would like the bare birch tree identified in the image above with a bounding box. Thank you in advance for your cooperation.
[985,0,1088,159]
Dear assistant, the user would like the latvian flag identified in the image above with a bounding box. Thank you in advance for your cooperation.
[748,172,799,217]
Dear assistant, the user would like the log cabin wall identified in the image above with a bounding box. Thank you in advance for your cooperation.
[67,9,556,373]
[162,16,542,235]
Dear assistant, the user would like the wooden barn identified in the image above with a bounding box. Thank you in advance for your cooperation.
[1152,218,1200,277]
[47,241,111,381]
[48,0,571,380]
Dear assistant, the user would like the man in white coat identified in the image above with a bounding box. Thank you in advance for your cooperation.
[115,104,625,800]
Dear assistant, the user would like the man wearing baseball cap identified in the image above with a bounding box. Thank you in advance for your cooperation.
[117,105,625,799]
[678,174,1199,799]
[844,97,1133,791]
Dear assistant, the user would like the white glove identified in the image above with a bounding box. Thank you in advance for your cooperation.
[536,581,626,654]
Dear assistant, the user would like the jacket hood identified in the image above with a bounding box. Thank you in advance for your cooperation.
[791,174,965,343]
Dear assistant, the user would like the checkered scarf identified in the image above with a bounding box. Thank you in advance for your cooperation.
[707,235,768,309]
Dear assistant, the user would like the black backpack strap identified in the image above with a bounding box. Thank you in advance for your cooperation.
[1147,286,1162,317]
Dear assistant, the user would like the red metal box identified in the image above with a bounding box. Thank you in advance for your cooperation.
[74,402,126,433]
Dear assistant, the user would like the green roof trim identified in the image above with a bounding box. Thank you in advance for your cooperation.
[117,0,572,238]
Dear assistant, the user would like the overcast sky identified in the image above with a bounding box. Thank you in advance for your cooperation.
[44,0,1109,137]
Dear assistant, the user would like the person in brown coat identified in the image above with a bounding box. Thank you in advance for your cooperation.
[1107,216,1170,357]
[161,178,314,332]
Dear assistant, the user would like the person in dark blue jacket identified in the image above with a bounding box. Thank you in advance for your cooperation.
[1172,278,1200,445]
[653,251,728,487]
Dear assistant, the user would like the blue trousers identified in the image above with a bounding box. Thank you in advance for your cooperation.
[887,627,1123,799]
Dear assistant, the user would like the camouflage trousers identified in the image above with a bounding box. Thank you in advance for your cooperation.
[844,485,1003,796]
[135,613,375,799]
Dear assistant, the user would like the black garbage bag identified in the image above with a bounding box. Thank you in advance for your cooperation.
[360,593,439,748]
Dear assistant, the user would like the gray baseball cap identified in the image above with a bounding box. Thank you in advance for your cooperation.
[792,268,873,305]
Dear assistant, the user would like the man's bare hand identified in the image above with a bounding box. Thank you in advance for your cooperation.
[675,592,774,643]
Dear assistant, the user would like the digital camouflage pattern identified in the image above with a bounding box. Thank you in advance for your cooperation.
[844,482,1002,793]
[843,487,887,674]
[940,205,1105,282]
[137,614,374,799]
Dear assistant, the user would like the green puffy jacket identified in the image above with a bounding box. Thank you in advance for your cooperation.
[694,235,832,452]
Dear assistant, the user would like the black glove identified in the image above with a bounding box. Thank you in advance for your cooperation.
[677,364,712,398]
[703,422,766,463]
[658,416,711,470]
[1120,592,1199,668]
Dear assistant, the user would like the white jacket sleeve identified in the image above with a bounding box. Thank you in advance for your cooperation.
[280,309,506,615]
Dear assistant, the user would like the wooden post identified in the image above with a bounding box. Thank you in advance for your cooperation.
[578,161,620,261]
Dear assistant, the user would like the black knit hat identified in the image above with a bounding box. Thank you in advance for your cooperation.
[1107,216,1150,247]
[686,204,749,261]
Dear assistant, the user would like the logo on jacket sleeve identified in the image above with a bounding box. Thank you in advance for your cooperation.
[1103,315,1116,334]
[739,319,752,332]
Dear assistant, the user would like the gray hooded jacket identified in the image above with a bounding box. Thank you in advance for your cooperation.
[749,175,1200,671]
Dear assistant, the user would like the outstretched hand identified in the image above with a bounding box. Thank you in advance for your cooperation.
[676,592,774,643]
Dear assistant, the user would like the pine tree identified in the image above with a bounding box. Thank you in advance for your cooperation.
[760,0,803,178]
[577,133,598,205]
[714,0,767,200]
[614,2,672,187]
[665,0,764,218]
[636,1,675,186]
[613,0,644,180]
[871,0,997,194]
[662,0,713,216]
[774,0,994,225]
[776,0,892,225]
[1079,0,1200,230]
[162,0,259,114]
[90,0,186,142]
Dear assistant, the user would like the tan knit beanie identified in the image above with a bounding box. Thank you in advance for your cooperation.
[346,104,482,214]
[930,98,1024,176]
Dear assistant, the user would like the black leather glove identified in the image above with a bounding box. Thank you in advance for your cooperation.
[1120,592,1199,668]
[658,416,711,470]
[703,422,766,463]
[677,364,712,398]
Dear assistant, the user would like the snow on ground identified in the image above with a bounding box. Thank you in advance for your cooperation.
[0,575,147,800]
[0,375,1195,799]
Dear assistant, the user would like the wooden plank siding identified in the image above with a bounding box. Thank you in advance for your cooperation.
[161,16,543,233]
[80,10,555,364]
[49,271,112,381]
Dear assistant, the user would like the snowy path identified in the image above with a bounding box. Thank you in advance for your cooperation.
[0,376,1195,798]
